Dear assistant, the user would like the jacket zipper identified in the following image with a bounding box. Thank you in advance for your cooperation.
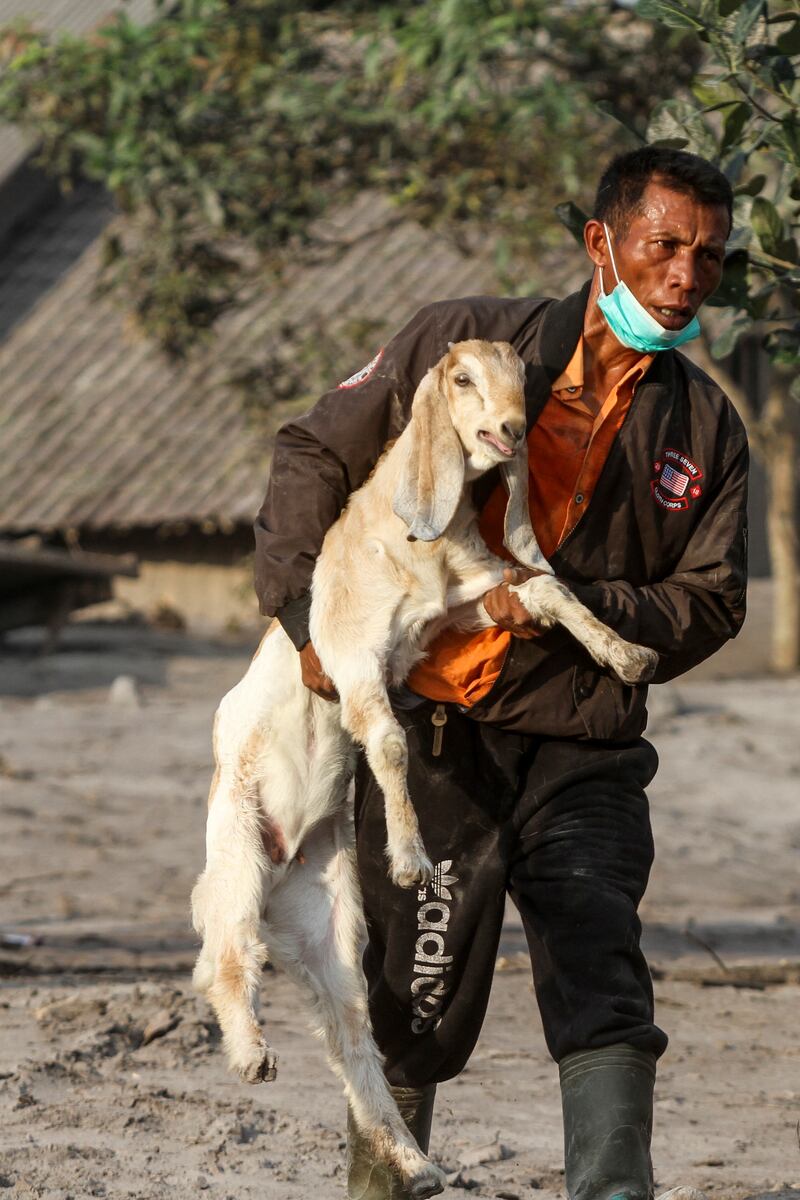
[431,704,447,756]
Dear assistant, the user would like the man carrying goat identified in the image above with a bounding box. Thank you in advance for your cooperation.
[253,147,748,1200]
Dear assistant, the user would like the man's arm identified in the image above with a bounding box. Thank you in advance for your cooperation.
[253,303,449,650]
[570,435,749,683]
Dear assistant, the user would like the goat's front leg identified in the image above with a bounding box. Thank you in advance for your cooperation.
[426,557,538,640]
[336,671,432,888]
[265,820,446,1199]
[509,574,658,684]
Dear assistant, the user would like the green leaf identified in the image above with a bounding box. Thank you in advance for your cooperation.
[751,195,785,256]
[710,314,751,360]
[735,174,767,197]
[636,1,706,32]
[594,100,646,144]
[774,121,800,169]
[733,0,766,44]
[721,102,749,152]
[706,249,751,309]
[719,0,747,14]
[778,236,799,265]
[763,325,800,366]
[554,200,589,247]
[647,99,716,159]
[647,102,689,148]
[776,17,800,55]
[722,150,747,186]
[691,79,739,109]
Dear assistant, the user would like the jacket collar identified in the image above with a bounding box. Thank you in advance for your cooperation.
[524,278,677,426]
[524,279,591,426]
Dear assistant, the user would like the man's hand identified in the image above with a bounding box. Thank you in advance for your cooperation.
[299,641,339,701]
[482,565,550,640]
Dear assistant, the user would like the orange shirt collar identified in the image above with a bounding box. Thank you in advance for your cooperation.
[552,336,653,398]
[552,338,584,394]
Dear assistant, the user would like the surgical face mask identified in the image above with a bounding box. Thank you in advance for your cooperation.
[596,222,701,352]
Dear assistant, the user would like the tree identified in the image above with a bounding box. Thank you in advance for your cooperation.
[0,0,699,352]
[635,0,800,673]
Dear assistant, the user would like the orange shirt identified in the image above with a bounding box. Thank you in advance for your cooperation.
[406,337,654,705]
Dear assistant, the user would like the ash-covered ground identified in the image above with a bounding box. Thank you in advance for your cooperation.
[1,623,798,1200]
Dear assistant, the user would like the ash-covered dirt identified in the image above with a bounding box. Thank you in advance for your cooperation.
[0,624,798,1200]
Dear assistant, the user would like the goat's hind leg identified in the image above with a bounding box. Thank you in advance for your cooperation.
[510,574,659,683]
[191,767,277,1084]
[265,823,446,1199]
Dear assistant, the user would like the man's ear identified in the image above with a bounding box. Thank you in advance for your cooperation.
[393,360,464,541]
[583,218,607,270]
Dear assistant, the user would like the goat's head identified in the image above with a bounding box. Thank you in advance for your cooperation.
[443,339,527,475]
[393,340,548,572]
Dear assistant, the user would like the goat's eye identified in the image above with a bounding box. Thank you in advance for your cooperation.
[454,374,471,387]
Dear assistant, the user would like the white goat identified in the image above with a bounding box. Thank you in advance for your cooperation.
[191,340,658,1199]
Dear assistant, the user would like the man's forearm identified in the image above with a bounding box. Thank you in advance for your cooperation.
[276,593,312,651]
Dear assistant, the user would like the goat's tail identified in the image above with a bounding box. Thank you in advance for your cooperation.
[190,758,268,987]
[190,760,277,1081]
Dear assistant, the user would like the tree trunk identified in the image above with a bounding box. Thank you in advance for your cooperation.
[690,343,800,675]
[765,417,800,673]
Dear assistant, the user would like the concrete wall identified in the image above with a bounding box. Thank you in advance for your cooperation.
[112,558,261,634]
[79,526,264,634]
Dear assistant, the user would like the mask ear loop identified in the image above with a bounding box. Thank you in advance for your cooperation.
[602,222,622,289]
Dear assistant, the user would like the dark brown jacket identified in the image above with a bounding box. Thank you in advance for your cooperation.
[254,281,749,742]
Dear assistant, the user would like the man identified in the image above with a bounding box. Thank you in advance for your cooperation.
[253,147,748,1200]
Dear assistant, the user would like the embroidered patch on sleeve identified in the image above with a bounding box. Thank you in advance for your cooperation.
[651,448,703,511]
[337,348,384,390]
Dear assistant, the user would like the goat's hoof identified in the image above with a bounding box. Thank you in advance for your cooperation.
[407,1162,447,1198]
[390,851,434,889]
[237,1041,277,1084]
[609,642,659,686]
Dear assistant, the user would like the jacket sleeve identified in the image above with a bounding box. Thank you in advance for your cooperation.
[253,303,447,643]
[570,433,749,683]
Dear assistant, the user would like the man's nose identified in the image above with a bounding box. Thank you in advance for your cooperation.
[668,249,700,296]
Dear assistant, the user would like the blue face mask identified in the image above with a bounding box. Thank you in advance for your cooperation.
[596,222,701,353]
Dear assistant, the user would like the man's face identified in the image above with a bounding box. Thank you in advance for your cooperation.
[586,178,730,331]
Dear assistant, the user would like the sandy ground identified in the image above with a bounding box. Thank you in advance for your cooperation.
[0,621,799,1200]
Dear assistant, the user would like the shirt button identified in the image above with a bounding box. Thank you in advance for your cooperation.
[575,492,585,505]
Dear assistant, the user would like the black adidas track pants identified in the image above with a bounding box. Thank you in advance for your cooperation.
[353,697,668,1087]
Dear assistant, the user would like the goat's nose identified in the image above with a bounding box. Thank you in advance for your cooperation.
[501,420,526,445]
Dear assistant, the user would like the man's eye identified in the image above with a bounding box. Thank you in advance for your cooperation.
[454,374,471,387]
[655,239,675,250]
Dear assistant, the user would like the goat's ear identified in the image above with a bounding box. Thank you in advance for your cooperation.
[500,453,553,573]
[393,361,464,541]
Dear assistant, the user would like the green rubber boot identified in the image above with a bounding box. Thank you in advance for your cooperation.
[559,1044,656,1200]
[346,1085,437,1199]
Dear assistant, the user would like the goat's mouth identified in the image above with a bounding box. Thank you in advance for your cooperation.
[478,429,515,457]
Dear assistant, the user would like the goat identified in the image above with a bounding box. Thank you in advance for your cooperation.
[191,339,658,1198]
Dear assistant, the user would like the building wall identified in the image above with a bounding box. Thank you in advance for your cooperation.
[113,558,260,634]
[79,527,264,634]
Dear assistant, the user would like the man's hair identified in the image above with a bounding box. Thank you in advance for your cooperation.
[593,147,733,237]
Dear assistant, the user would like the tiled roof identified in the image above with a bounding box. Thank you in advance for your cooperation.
[0,187,508,534]
[0,0,156,185]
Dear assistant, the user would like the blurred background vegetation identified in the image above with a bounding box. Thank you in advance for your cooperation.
[0,0,797,666]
